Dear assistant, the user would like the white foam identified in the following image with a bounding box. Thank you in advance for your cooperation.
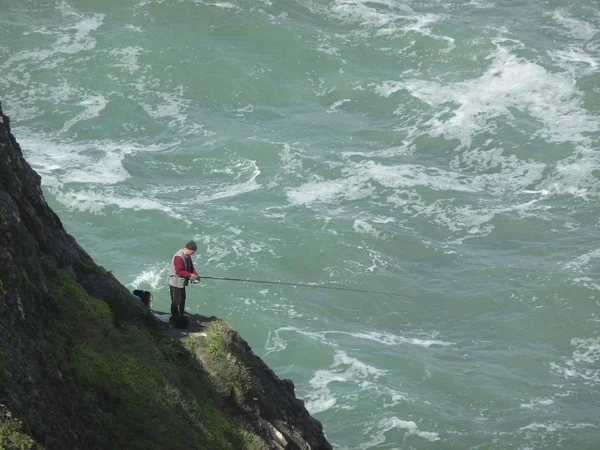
[263,327,333,351]
[124,24,143,33]
[520,421,597,432]
[374,45,598,148]
[265,303,305,320]
[54,188,182,218]
[358,417,440,448]
[328,99,351,113]
[331,0,399,29]
[19,131,170,188]
[451,147,547,195]
[543,146,600,199]
[563,248,600,273]
[387,418,440,442]
[520,398,554,409]
[286,155,554,239]
[549,9,599,41]
[61,95,109,133]
[341,143,414,159]
[570,277,600,291]
[550,47,598,76]
[316,43,341,56]
[571,337,600,365]
[23,139,262,216]
[384,388,409,407]
[228,227,242,235]
[108,46,144,73]
[137,87,191,130]
[352,219,381,238]
[199,232,276,271]
[130,264,169,290]
[340,330,453,348]
[265,326,452,350]
[264,330,288,356]
[56,16,103,54]
[466,0,493,8]
[201,236,234,269]
[399,12,455,52]
[329,0,454,51]
[305,350,387,414]
[213,2,241,10]
[279,143,305,173]
[287,175,374,205]
[550,337,600,385]
[287,160,478,206]
[186,158,262,203]
[1,9,103,69]
[204,163,261,201]
[19,133,129,186]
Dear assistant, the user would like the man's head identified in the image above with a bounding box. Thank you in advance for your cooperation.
[183,240,197,256]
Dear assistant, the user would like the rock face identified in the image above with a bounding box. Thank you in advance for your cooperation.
[158,313,331,450]
[0,102,332,450]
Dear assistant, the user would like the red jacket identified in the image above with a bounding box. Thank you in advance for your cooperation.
[173,254,198,278]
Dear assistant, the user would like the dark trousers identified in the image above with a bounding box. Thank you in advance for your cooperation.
[170,286,186,316]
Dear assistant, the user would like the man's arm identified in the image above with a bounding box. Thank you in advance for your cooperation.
[174,256,193,278]
[190,259,199,279]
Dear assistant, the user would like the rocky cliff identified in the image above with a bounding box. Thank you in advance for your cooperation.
[0,102,332,450]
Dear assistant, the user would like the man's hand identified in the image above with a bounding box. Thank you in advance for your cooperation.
[191,273,199,280]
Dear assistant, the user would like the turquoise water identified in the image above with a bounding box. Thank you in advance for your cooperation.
[2,0,600,448]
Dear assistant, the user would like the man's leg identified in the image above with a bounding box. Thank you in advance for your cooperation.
[170,286,176,315]
[170,286,189,329]
[170,286,184,315]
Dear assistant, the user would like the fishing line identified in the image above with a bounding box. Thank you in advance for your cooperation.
[191,276,403,298]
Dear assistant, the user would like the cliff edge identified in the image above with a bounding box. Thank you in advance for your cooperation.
[0,102,332,450]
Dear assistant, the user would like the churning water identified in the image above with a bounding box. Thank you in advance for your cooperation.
[2,0,600,448]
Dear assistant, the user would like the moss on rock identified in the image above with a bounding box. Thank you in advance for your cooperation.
[43,267,263,450]
[0,405,43,450]
[184,321,252,406]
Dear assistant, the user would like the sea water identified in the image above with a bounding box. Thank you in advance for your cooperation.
[1,0,599,448]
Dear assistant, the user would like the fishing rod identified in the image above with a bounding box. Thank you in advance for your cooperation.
[191,276,403,298]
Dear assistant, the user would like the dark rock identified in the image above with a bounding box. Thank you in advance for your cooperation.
[158,313,332,450]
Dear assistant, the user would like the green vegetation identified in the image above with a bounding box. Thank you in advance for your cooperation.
[74,261,101,275]
[0,405,41,450]
[25,265,265,450]
[184,321,252,406]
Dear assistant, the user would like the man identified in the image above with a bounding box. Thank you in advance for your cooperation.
[168,240,200,326]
